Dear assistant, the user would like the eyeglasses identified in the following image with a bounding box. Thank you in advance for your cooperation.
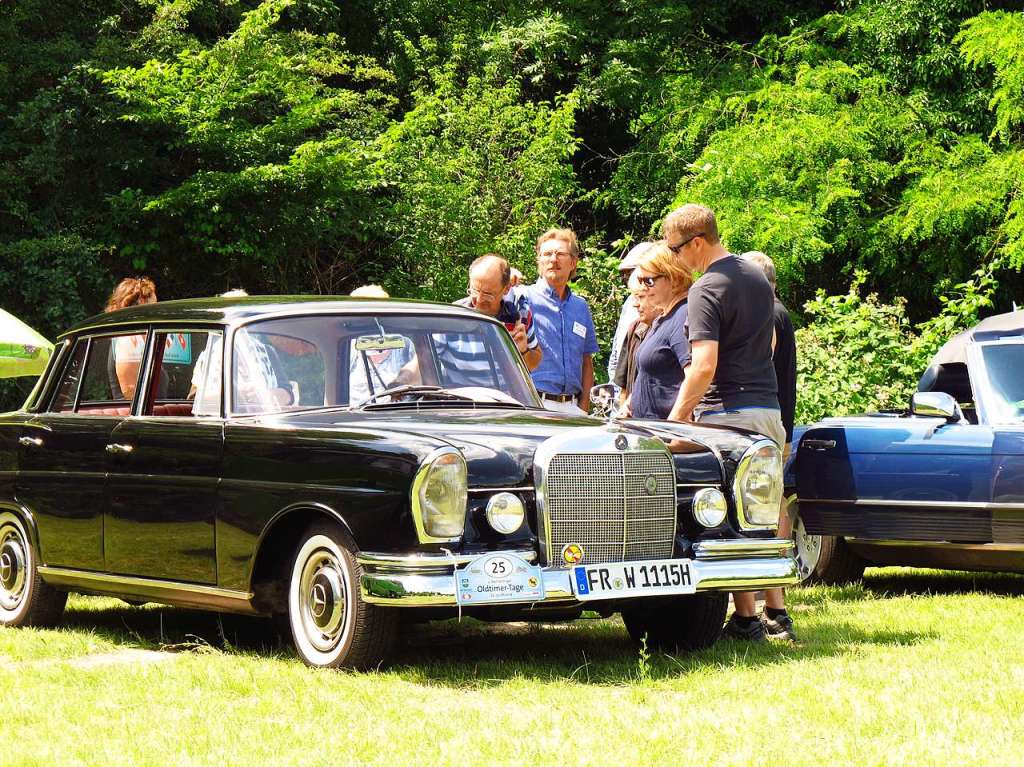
[467,287,499,302]
[638,275,666,288]
[667,232,704,255]
[538,250,572,262]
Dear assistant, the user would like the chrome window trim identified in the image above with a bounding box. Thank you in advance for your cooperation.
[138,327,225,419]
[23,339,70,413]
[227,310,542,416]
[410,446,467,544]
[733,438,783,531]
[48,329,153,415]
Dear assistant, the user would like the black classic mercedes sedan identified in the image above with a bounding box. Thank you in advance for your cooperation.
[0,296,796,668]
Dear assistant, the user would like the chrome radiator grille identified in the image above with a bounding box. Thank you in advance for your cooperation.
[542,451,677,566]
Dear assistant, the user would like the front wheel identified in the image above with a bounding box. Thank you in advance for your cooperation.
[286,522,398,669]
[621,593,728,652]
[0,512,67,628]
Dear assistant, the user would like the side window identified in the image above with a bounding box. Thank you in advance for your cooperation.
[50,340,89,412]
[143,331,223,417]
[49,333,148,415]
[80,333,148,409]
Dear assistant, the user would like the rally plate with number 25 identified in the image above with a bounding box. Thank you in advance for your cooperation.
[572,558,697,600]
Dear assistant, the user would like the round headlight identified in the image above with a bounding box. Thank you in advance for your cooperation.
[692,487,728,528]
[485,492,525,534]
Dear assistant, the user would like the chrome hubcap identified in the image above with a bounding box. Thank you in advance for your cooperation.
[0,524,27,611]
[299,550,347,652]
[793,517,822,582]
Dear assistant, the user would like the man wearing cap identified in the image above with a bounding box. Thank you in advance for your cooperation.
[526,227,599,415]
[608,241,654,395]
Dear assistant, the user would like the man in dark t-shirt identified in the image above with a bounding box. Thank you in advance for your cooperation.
[663,204,788,642]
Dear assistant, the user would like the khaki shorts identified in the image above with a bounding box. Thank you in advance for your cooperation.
[696,407,786,449]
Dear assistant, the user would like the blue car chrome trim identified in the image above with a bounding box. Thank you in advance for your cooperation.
[808,498,1024,511]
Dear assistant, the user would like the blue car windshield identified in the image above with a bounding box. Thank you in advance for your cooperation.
[979,343,1024,423]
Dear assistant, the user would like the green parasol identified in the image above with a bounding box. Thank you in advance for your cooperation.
[0,308,54,378]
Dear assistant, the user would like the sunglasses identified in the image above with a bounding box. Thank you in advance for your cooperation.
[667,232,704,255]
[638,275,666,288]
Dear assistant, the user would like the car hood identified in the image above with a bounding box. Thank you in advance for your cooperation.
[269,407,757,488]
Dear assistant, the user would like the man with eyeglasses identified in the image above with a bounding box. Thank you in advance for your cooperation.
[662,203,786,643]
[526,227,599,415]
[455,254,542,371]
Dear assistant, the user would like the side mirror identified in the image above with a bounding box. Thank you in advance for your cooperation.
[911,391,963,421]
[589,383,618,419]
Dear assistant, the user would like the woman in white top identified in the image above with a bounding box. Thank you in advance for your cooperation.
[105,276,157,399]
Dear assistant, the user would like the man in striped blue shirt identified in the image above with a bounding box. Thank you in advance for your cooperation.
[454,254,542,371]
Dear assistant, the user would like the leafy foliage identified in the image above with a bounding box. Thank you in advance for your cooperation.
[3,0,1024,414]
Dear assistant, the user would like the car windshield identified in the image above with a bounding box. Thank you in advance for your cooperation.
[230,313,539,414]
[977,342,1024,423]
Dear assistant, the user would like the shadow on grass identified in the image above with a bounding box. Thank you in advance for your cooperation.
[48,596,936,687]
[862,567,1024,598]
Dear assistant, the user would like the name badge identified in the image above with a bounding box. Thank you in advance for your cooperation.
[572,321,587,339]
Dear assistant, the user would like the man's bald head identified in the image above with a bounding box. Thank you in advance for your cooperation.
[469,254,511,286]
[466,254,510,317]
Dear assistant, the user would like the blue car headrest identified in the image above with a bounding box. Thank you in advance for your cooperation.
[917,362,973,404]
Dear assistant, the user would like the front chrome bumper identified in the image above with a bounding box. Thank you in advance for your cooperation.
[358,538,799,607]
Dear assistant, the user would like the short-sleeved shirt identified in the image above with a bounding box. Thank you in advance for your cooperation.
[454,294,539,350]
[526,279,599,396]
[686,254,778,412]
[773,298,797,442]
[630,299,690,419]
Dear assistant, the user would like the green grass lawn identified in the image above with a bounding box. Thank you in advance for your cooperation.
[3,568,1024,767]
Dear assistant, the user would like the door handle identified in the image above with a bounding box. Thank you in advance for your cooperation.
[18,436,43,448]
[105,443,134,455]
[803,439,836,451]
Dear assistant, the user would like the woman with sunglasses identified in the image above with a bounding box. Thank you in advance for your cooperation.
[621,241,694,419]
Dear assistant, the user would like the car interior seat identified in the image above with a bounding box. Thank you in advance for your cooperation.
[916,362,977,423]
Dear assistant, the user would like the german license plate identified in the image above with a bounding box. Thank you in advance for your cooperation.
[455,553,546,605]
[571,559,697,601]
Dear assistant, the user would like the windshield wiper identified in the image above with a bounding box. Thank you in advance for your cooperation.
[358,384,476,407]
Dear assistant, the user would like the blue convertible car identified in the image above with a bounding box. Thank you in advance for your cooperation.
[791,309,1024,583]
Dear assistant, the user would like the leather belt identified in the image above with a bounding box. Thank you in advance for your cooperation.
[538,392,577,403]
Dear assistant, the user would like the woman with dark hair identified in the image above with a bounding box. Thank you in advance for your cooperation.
[105,277,157,399]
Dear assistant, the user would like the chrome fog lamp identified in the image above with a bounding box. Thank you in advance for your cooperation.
[412,448,468,541]
[734,440,783,530]
[485,492,525,534]
[691,487,728,528]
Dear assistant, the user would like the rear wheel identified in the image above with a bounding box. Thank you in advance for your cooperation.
[621,593,728,652]
[286,522,398,669]
[0,512,67,628]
